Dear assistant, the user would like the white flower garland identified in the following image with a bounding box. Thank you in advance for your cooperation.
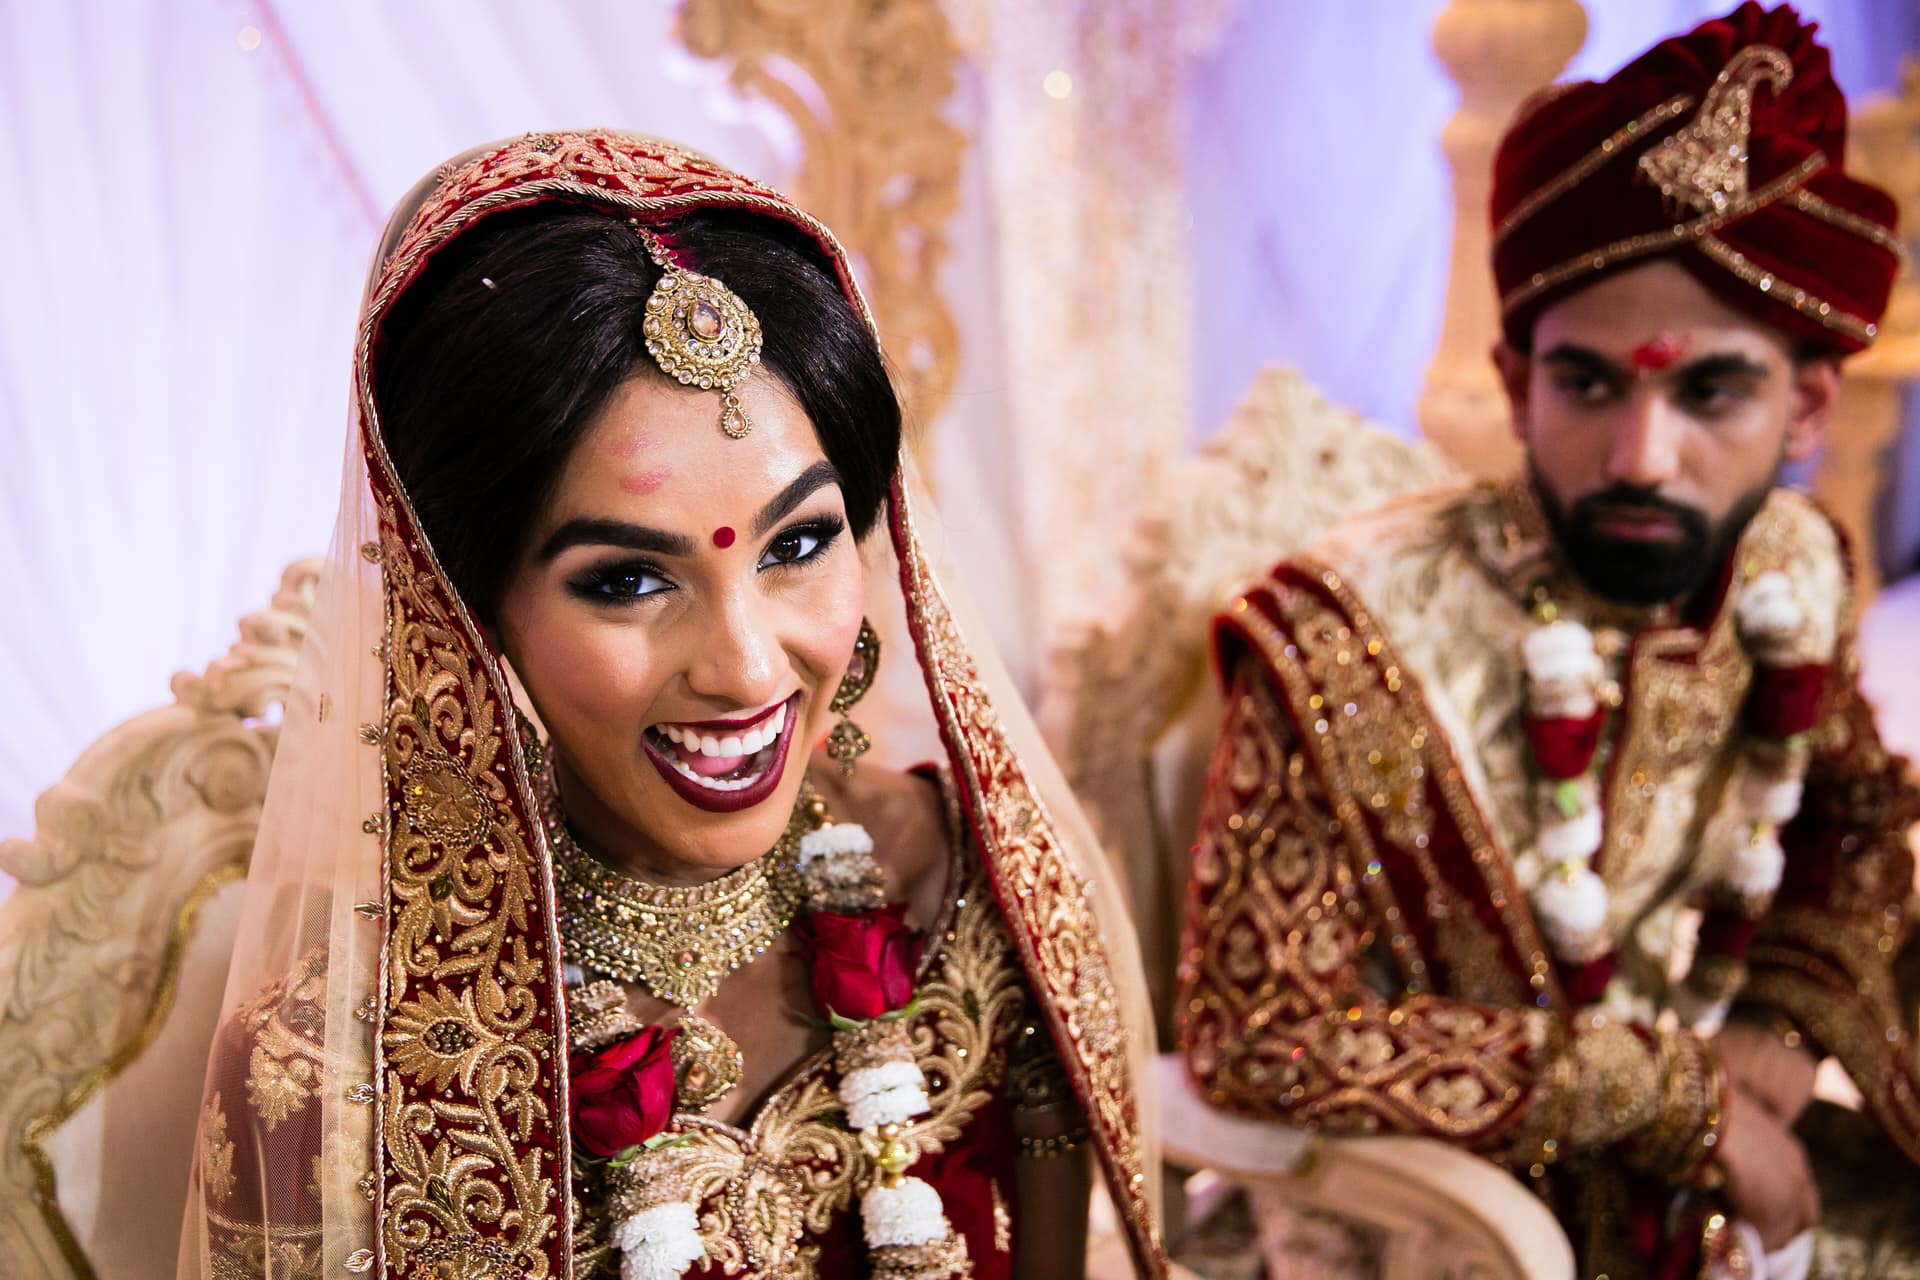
[1523,619,1612,965]
[612,1202,706,1280]
[1522,573,1816,1027]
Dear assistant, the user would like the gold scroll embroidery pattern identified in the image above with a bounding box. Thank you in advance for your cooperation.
[241,952,328,1131]
[372,503,560,1277]
[202,1093,237,1205]
[207,1229,324,1280]
[1179,661,1546,1145]
[1266,563,1561,1007]
[570,859,1024,1277]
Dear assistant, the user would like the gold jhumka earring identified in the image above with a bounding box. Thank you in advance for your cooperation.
[630,220,764,438]
[826,619,879,774]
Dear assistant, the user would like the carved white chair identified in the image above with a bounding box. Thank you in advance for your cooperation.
[0,562,320,1280]
[1048,368,1574,1280]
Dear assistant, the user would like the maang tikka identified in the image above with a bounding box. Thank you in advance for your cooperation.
[631,220,764,438]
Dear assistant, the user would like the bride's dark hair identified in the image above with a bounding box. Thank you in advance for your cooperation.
[371,205,900,619]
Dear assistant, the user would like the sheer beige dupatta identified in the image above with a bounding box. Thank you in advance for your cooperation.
[178,133,1163,1280]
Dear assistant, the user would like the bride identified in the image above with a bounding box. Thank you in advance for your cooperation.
[178,132,1163,1280]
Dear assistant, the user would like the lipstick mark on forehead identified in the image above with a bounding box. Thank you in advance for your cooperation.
[599,432,657,461]
[1629,334,1688,373]
[619,467,671,496]
[712,526,736,549]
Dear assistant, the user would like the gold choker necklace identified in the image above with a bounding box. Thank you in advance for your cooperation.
[532,739,817,1007]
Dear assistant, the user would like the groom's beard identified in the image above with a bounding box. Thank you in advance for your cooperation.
[1530,464,1777,607]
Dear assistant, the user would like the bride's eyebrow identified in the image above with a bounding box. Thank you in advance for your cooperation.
[535,462,842,563]
[536,519,697,562]
[752,462,842,538]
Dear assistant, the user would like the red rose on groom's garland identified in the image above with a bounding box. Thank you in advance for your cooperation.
[1523,709,1607,781]
[1746,663,1829,741]
[568,1025,677,1157]
[796,902,925,1021]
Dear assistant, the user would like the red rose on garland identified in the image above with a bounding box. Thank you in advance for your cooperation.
[795,902,924,1021]
[569,1025,678,1158]
[1523,709,1606,780]
[1745,662,1829,740]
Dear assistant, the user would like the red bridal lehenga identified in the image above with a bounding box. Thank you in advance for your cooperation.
[176,132,1166,1280]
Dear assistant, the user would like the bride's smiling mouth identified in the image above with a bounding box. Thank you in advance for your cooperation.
[640,694,799,814]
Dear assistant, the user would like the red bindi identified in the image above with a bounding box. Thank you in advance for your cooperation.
[712,526,736,549]
[1629,334,1688,373]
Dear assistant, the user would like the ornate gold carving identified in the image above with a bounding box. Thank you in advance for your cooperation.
[678,0,964,448]
[1422,0,1587,476]
[1,560,318,1280]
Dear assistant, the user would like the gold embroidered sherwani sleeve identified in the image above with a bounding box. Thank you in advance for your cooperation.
[1742,648,1920,1163]
[1177,656,1718,1179]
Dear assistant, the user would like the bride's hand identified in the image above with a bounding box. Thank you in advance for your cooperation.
[1716,1085,1820,1252]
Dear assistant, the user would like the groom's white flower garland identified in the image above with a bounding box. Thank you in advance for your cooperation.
[1522,571,1826,1026]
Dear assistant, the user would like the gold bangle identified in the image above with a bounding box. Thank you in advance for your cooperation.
[1017,1127,1089,1159]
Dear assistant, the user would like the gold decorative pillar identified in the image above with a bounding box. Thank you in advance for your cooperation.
[1420,0,1588,477]
[1820,60,1920,610]
[678,0,966,455]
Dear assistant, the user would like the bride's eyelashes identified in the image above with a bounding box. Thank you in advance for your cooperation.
[568,559,674,604]
[758,515,844,571]
[566,515,846,607]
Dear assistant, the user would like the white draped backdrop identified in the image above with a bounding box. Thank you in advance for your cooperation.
[3,0,1916,871]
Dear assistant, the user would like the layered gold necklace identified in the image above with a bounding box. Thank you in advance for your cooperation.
[530,738,815,1008]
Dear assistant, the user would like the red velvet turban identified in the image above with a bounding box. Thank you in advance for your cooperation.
[1492,2,1903,355]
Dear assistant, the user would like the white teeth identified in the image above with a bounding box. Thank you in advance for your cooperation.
[666,754,768,792]
[653,699,792,760]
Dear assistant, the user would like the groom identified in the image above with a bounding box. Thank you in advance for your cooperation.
[1176,4,1916,1275]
